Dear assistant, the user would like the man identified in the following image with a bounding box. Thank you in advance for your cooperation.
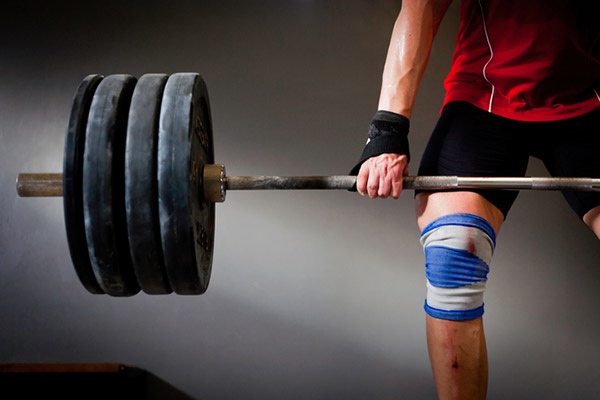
[350,0,600,398]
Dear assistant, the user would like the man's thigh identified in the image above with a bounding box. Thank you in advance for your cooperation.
[417,101,530,219]
[535,108,600,222]
[415,191,504,234]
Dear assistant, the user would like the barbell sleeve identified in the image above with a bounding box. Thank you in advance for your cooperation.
[16,173,63,197]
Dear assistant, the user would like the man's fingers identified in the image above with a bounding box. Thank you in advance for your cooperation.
[390,164,408,199]
[391,175,402,199]
[367,169,380,198]
[378,172,391,198]
[356,153,408,199]
[356,164,369,196]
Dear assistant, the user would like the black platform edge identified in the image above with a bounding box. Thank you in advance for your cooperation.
[0,363,193,400]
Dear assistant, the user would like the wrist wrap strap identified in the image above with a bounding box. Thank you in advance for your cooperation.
[349,111,410,191]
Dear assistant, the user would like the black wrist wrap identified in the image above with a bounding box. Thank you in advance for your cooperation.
[349,110,410,177]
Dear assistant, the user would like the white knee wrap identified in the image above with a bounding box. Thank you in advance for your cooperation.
[420,213,496,321]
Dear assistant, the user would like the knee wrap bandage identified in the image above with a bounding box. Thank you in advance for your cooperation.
[420,214,496,321]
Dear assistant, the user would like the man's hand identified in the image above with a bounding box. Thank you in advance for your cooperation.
[356,153,409,199]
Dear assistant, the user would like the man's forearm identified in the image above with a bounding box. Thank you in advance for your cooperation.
[378,0,453,119]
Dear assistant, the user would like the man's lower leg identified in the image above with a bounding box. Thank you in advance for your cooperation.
[426,315,488,400]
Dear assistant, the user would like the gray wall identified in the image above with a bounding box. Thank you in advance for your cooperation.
[1,1,599,398]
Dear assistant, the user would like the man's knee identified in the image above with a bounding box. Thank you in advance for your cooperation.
[421,213,496,321]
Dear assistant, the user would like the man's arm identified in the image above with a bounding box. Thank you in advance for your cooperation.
[356,0,453,199]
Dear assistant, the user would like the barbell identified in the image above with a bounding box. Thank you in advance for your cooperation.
[16,73,600,297]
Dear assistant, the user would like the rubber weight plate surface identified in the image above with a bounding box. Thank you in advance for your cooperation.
[83,74,140,296]
[125,73,172,294]
[63,74,105,294]
[158,73,215,294]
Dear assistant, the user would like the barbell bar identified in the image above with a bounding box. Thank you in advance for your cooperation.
[15,72,600,297]
[16,172,600,199]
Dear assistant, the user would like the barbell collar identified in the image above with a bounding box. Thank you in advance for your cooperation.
[203,164,226,203]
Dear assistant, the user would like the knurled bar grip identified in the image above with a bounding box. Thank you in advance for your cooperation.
[16,172,600,198]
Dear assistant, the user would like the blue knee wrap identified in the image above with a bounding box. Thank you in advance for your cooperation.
[420,214,496,321]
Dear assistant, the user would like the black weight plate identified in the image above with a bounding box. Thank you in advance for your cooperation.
[63,74,105,294]
[125,74,172,294]
[158,73,215,294]
[83,74,140,296]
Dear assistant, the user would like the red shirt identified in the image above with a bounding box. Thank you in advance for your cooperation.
[443,0,600,121]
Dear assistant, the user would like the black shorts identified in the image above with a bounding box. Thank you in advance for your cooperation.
[417,101,600,219]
